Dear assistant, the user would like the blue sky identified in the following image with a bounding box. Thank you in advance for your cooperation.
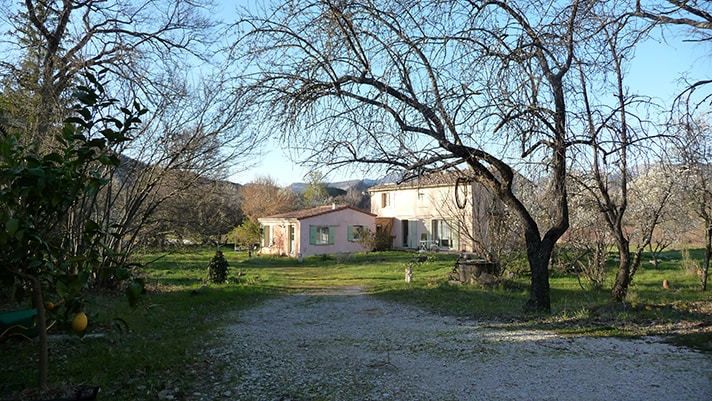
[227,4,710,186]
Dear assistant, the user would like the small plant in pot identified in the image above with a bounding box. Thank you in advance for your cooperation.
[0,73,146,399]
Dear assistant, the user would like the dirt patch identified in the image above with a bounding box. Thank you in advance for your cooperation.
[188,288,712,400]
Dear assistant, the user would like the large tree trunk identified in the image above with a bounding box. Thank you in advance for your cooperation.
[524,235,554,313]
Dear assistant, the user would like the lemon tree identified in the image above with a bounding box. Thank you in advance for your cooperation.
[0,73,146,388]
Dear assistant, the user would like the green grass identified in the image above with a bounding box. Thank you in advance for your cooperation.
[2,247,711,399]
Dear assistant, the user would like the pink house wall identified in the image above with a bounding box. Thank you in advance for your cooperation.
[259,207,376,258]
[298,208,375,257]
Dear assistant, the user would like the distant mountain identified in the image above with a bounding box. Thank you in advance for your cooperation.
[287,182,308,193]
[287,178,381,194]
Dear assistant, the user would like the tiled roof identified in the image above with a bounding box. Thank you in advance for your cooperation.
[259,204,374,220]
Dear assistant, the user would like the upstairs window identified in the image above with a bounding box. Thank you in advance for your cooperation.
[381,192,390,208]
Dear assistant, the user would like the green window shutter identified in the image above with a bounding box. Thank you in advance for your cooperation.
[261,226,268,247]
[347,225,354,241]
[328,226,335,245]
[309,225,317,245]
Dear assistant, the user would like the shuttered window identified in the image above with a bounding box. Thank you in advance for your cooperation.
[309,225,334,245]
[348,225,364,242]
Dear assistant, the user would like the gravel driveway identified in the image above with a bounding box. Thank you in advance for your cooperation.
[190,287,712,401]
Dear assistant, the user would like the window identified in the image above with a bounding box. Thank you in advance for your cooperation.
[262,225,271,247]
[309,225,334,245]
[381,192,390,208]
[431,220,454,248]
[348,225,365,242]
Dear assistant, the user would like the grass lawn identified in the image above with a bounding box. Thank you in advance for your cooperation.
[2,247,711,399]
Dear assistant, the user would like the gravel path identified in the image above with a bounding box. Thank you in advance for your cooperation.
[191,287,712,401]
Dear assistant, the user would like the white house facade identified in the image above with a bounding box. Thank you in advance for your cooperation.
[369,173,493,253]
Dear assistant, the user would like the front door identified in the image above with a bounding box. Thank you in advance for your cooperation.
[408,220,418,249]
[288,224,296,255]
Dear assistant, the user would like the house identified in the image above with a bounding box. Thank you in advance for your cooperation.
[257,204,376,258]
[369,172,500,253]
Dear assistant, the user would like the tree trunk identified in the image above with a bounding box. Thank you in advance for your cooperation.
[524,246,552,313]
[29,275,49,389]
[523,229,555,313]
[703,224,711,292]
[12,269,49,389]
[611,240,632,302]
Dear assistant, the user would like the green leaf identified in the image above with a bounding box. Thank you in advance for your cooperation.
[115,266,131,281]
[56,280,69,300]
[5,218,19,235]
[78,270,90,286]
[67,255,87,264]
[126,280,144,308]
[13,229,25,241]
[77,107,92,121]
[84,219,101,233]
[74,88,97,106]
[85,73,99,86]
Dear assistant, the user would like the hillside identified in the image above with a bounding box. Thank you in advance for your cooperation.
[288,178,381,194]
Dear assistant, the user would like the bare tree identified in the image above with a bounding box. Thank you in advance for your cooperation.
[154,179,242,246]
[564,179,613,292]
[1,1,264,278]
[238,176,300,221]
[634,1,712,41]
[230,0,603,312]
[634,1,712,106]
[633,1,712,290]
[58,71,261,285]
[673,114,712,290]
[570,1,678,302]
[627,164,678,269]
[0,0,219,141]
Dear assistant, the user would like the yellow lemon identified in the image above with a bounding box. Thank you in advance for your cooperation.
[72,312,88,332]
[45,301,55,311]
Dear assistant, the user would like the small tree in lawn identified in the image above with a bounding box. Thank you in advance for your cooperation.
[207,250,229,284]
[230,220,262,257]
[0,73,146,389]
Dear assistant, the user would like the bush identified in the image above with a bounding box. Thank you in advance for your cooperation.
[374,230,394,251]
[207,250,229,284]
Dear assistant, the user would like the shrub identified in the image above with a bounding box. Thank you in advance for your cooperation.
[374,230,394,251]
[207,250,229,284]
